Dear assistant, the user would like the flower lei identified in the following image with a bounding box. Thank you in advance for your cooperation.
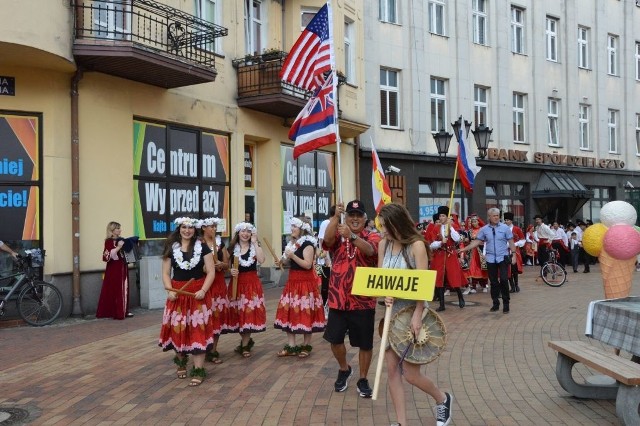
[172,240,202,270]
[234,242,256,267]
[282,235,318,259]
[345,239,358,260]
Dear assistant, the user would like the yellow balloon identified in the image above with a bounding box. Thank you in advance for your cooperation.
[582,223,608,257]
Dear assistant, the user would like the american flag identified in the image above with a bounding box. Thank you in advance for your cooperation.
[288,73,336,159]
[280,4,332,92]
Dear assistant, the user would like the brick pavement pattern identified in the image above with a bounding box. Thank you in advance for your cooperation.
[0,264,632,425]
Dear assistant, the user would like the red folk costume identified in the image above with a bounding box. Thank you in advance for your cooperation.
[274,237,326,333]
[525,225,537,259]
[206,235,230,336]
[508,223,525,275]
[226,243,267,334]
[425,223,465,288]
[96,238,130,320]
[324,229,380,311]
[466,216,489,281]
[159,241,214,354]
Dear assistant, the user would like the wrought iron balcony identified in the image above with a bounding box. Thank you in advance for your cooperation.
[72,0,228,88]
[232,51,312,118]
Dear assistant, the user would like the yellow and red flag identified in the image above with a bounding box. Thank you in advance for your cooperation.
[371,140,392,213]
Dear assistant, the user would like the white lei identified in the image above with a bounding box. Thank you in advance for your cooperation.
[172,240,202,270]
[234,243,256,267]
[282,235,318,258]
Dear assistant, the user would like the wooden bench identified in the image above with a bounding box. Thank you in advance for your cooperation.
[548,340,640,425]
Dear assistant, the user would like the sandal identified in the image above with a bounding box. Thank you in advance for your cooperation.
[173,355,188,379]
[234,338,256,357]
[189,366,206,387]
[298,344,312,358]
[277,344,299,357]
[205,351,223,364]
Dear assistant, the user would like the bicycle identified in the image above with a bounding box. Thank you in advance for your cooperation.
[0,249,63,326]
[540,247,567,287]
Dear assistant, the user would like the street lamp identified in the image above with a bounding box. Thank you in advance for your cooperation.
[451,115,472,142]
[432,129,453,161]
[471,123,493,159]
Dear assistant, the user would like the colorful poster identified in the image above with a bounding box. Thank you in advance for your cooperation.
[0,113,40,240]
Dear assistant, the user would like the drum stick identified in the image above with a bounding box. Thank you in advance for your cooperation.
[262,238,283,271]
[168,279,196,297]
[372,305,393,400]
[231,257,239,299]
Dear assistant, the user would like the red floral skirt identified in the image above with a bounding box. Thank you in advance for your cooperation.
[274,269,325,334]
[208,272,230,336]
[158,277,214,354]
[226,271,266,334]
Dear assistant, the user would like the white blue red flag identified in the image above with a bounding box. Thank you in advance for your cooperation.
[457,118,481,193]
[288,73,336,159]
[280,4,332,92]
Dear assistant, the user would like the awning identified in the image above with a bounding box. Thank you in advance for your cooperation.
[532,172,594,220]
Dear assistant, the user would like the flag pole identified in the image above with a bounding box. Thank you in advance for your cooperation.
[445,149,459,237]
[327,0,343,203]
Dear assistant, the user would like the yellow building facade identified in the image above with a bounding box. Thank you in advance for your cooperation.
[0,0,367,316]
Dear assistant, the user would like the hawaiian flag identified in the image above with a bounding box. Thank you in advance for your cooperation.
[288,73,336,159]
[457,117,482,193]
[371,140,392,213]
[280,4,331,92]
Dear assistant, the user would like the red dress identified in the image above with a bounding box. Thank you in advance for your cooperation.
[96,238,129,320]
[274,241,325,333]
[159,243,214,354]
[510,225,525,275]
[425,224,465,288]
[207,238,230,336]
[467,227,489,281]
[226,246,267,334]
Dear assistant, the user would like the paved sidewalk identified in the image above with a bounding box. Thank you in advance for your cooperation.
[0,265,633,425]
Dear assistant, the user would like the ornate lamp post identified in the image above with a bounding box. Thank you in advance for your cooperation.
[471,124,493,159]
[432,129,453,161]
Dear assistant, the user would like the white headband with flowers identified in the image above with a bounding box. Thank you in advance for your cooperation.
[234,222,256,234]
[174,217,199,228]
[200,217,221,227]
[290,217,312,234]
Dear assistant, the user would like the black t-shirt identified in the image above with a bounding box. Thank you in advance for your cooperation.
[170,243,212,281]
[290,241,314,271]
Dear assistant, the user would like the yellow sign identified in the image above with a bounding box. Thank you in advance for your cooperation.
[352,267,436,300]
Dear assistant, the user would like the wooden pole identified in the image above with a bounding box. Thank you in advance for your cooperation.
[262,238,283,271]
[372,305,393,400]
[231,257,239,299]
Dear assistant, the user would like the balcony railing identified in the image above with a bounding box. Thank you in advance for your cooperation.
[233,51,312,118]
[72,0,228,88]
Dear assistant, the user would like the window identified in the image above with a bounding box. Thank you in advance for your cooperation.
[485,183,527,226]
[578,26,589,69]
[511,6,524,54]
[608,109,618,153]
[512,93,525,143]
[93,0,128,39]
[607,34,618,76]
[547,99,559,146]
[636,114,640,155]
[430,77,447,132]
[379,0,397,24]
[472,0,487,45]
[429,0,445,36]
[418,180,468,223]
[545,17,558,62]
[581,186,612,224]
[636,42,640,80]
[474,86,488,126]
[344,19,355,83]
[579,104,590,150]
[380,69,399,128]
[195,0,220,52]
[244,0,264,55]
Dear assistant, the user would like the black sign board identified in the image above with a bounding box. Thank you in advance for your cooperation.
[0,77,15,96]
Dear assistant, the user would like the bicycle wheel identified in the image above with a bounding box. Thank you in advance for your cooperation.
[17,280,63,326]
[541,263,567,287]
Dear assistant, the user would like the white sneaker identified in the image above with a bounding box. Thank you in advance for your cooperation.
[526,261,532,266]
[462,287,470,295]
[482,288,488,293]
[469,288,477,294]
[444,290,450,296]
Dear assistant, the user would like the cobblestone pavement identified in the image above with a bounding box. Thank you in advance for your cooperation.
[0,264,632,425]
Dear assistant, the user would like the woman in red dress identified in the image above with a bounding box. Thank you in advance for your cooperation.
[466,214,489,292]
[158,217,215,387]
[274,218,325,358]
[96,221,131,320]
[200,217,230,364]
[227,222,267,358]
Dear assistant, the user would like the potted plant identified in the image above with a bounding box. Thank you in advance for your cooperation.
[261,48,285,62]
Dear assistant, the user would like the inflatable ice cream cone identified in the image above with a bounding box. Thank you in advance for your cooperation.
[599,248,635,299]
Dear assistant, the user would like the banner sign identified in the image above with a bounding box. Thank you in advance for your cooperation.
[244,144,255,189]
[0,77,15,96]
[352,267,436,300]
[133,120,230,238]
[0,114,40,240]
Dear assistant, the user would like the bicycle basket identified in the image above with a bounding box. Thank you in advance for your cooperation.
[26,249,45,268]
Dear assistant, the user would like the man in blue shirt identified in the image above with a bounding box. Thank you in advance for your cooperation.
[460,208,517,313]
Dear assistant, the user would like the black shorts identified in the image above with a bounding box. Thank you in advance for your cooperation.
[323,308,375,350]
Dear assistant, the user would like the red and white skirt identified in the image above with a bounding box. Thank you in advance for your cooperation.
[274,269,326,334]
[208,272,230,336]
[226,270,267,334]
